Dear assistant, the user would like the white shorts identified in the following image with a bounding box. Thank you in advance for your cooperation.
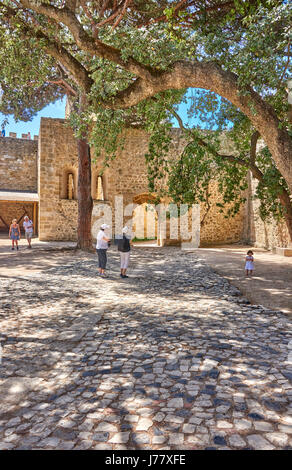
[25,231,33,240]
[120,251,130,269]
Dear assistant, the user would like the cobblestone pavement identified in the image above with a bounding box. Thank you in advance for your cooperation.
[0,247,292,450]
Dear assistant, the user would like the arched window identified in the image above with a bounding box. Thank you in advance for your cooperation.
[67,173,74,200]
[97,176,104,200]
[60,168,77,199]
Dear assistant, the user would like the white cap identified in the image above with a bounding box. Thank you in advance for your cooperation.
[122,226,128,234]
[101,223,109,229]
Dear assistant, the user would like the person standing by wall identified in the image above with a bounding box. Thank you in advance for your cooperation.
[23,215,34,249]
[9,219,20,250]
[96,224,110,277]
[118,226,131,278]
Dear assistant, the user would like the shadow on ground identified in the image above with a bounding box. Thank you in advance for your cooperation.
[0,247,291,449]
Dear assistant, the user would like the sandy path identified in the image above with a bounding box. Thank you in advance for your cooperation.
[198,245,292,315]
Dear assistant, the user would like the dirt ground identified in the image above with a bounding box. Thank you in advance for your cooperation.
[198,245,292,316]
[0,237,76,276]
[1,242,292,450]
[0,237,291,315]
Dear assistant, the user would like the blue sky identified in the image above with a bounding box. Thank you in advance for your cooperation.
[0,89,223,136]
[0,98,66,138]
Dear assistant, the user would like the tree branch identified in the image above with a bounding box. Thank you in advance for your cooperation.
[47,79,77,97]
[170,107,264,177]
[101,60,292,192]
[170,107,292,236]
[249,131,260,166]
[19,0,158,81]
[44,38,93,93]
[1,1,93,92]
[170,107,257,169]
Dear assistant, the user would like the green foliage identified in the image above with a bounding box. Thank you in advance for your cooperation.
[85,1,291,226]
[255,146,289,221]
[144,85,290,224]
[89,89,185,172]
[168,139,213,205]
[0,30,64,120]
[0,0,291,230]
[152,126,248,219]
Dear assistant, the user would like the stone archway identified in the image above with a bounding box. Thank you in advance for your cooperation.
[132,193,158,242]
[131,194,184,247]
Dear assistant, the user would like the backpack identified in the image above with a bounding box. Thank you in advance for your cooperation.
[117,235,130,252]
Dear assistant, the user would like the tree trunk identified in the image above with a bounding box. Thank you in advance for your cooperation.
[250,164,292,244]
[76,137,93,250]
[278,189,292,243]
[75,92,93,251]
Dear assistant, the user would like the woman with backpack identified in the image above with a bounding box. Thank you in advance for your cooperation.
[118,226,131,278]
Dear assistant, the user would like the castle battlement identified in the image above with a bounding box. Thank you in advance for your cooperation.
[2,132,39,140]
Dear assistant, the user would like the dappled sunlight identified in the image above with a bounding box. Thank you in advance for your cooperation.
[198,246,292,316]
[0,245,292,450]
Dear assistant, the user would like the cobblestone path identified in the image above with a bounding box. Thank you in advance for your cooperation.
[0,247,291,450]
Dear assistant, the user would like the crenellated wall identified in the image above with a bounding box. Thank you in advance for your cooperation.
[0,137,38,191]
[0,136,38,232]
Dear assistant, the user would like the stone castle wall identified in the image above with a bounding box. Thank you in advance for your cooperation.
[253,215,290,249]
[0,201,35,233]
[0,137,38,232]
[92,128,244,245]
[1,118,289,249]
[200,182,244,246]
[243,173,291,249]
[0,137,38,191]
[38,118,78,240]
[39,119,245,245]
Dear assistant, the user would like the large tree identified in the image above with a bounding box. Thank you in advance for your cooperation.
[0,1,291,242]
[142,90,292,240]
[0,0,188,249]
[0,2,95,250]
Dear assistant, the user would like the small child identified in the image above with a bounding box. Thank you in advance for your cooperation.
[9,219,20,250]
[245,250,254,277]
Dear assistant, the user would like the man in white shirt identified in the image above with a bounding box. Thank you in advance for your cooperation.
[23,215,34,249]
[96,224,110,276]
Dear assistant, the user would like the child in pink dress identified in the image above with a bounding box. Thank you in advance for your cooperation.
[245,250,254,277]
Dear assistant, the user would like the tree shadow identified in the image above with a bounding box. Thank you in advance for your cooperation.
[197,247,292,315]
[0,247,291,450]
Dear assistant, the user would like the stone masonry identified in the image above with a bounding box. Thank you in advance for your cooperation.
[0,137,37,191]
[0,117,291,247]
[0,137,38,232]
[38,118,244,245]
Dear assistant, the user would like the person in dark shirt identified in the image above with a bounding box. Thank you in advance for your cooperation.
[117,226,131,278]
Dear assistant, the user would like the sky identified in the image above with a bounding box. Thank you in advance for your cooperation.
[0,89,223,137]
[0,98,66,138]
